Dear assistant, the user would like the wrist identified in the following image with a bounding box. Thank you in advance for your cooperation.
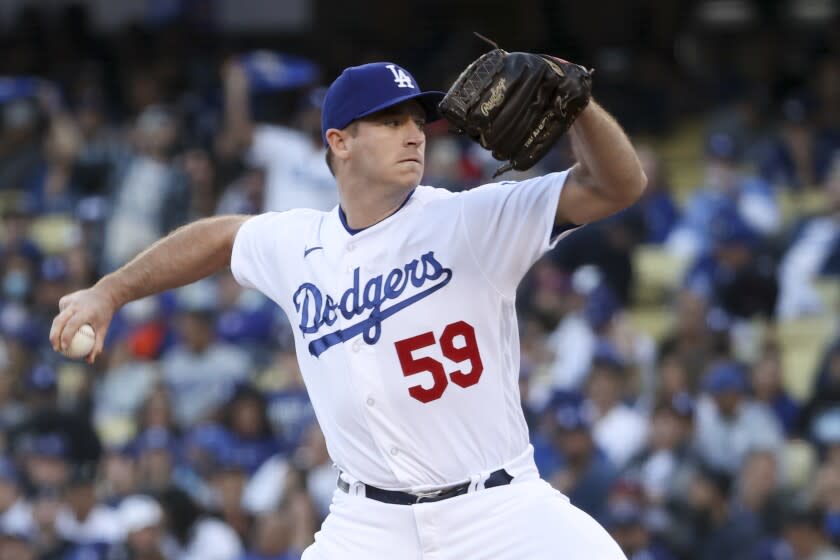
[94,274,127,311]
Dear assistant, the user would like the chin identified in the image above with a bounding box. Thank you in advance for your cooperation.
[392,169,423,188]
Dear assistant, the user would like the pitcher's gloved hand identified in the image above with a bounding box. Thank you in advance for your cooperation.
[438,49,592,177]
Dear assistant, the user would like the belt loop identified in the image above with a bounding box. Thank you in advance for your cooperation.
[352,481,365,497]
[469,473,483,493]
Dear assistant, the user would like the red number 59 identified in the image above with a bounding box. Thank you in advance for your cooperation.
[394,320,484,403]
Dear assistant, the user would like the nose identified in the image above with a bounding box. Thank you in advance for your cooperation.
[404,122,425,147]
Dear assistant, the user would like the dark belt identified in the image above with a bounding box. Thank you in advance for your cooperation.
[337,469,514,505]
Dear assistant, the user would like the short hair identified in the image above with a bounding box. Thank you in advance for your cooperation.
[325,147,335,176]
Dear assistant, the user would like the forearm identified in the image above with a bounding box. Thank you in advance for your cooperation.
[569,101,646,205]
[96,215,249,307]
[222,64,254,151]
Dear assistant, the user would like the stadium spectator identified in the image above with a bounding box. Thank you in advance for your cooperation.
[781,506,840,560]
[219,60,336,213]
[547,396,616,521]
[694,362,783,475]
[161,282,252,428]
[776,158,840,319]
[586,344,649,469]
[667,132,780,260]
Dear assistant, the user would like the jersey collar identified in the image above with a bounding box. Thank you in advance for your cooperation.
[338,188,416,236]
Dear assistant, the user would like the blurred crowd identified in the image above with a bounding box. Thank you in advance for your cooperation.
[0,3,840,560]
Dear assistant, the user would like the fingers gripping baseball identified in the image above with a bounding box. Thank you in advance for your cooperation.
[50,287,116,364]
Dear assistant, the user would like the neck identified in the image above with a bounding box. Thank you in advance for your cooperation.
[337,175,415,230]
[73,502,95,521]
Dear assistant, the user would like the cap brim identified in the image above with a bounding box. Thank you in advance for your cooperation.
[354,90,446,124]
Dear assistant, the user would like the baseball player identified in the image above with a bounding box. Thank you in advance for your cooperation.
[51,57,646,559]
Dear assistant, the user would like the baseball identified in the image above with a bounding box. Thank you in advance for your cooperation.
[64,324,95,359]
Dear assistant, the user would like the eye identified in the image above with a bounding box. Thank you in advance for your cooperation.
[414,119,426,130]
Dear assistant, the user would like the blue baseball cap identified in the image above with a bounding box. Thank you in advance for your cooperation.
[132,428,179,457]
[667,392,696,418]
[29,433,69,459]
[702,362,748,394]
[26,363,58,392]
[709,204,757,247]
[604,500,644,528]
[0,457,18,483]
[555,399,594,431]
[705,132,741,162]
[320,62,445,145]
[40,256,68,282]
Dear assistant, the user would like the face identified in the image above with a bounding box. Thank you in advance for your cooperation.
[676,290,708,336]
[232,399,264,437]
[687,476,718,511]
[739,452,776,503]
[611,524,648,555]
[660,356,689,396]
[714,390,741,416]
[557,429,592,461]
[142,388,173,430]
[139,449,173,490]
[64,484,96,515]
[32,492,62,528]
[0,481,17,510]
[650,410,684,450]
[127,526,162,555]
[0,538,35,560]
[211,470,246,513]
[176,313,214,353]
[254,511,293,555]
[26,457,68,487]
[752,355,781,399]
[587,369,621,410]
[331,100,427,190]
[704,160,740,193]
[103,453,137,496]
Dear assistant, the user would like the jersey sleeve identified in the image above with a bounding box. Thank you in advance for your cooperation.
[230,212,286,300]
[246,125,300,168]
[460,169,577,297]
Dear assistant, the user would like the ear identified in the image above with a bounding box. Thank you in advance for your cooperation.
[326,128,351,161]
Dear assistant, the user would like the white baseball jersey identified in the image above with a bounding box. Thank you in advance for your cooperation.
[231,169,574,492]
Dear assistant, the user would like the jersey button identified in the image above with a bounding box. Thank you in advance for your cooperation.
[366,397,375,406]
[347,243,355,251]
[351,339,362,353]
[389,447,399,456]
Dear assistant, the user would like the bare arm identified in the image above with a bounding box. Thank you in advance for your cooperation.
[557,101,647,225]
[218,60,255,154]
[50,215,249,362]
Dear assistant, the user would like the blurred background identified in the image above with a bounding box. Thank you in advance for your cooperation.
[0,0,839,559]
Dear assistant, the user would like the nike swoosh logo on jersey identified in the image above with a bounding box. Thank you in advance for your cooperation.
[304,246,323,257]
[292,251,453,357]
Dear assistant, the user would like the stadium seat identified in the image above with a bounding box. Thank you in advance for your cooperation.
[28,215,79,255]
[626,306,673,341]
[632,245,690,305]
[778,315,837,400]
[780,438,818,491]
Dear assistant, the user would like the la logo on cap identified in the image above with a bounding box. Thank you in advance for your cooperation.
[386,64,415,89]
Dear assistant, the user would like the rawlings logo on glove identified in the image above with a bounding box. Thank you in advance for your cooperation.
[438,47,593,177]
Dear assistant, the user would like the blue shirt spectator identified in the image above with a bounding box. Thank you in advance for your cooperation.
[668,133,780,260]
[685,205,778,319]
[548,396,617,521]
[757,97,840,189]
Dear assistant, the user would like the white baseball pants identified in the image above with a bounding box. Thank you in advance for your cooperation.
[301,467,626,559]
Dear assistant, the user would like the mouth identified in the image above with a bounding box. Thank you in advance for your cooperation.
[399,157,422,165]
